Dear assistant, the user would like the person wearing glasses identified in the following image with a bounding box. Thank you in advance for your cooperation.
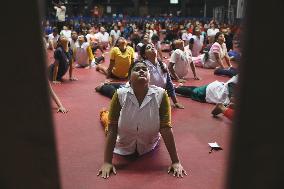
[97,60,187,179]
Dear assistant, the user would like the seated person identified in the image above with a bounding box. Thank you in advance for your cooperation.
[73,35,96,69]
[48,36,78,83]
[96,37,134,80]
[168,39,200,83]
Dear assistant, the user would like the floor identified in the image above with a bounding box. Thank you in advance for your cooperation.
[47,46,234,189]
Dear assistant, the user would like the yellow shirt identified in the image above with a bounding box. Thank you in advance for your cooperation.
[110,46,134,78]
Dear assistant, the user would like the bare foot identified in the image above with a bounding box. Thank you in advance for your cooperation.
[211,103,226,116]
[95,83,105,92]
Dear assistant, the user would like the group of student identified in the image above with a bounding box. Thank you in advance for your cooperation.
[44,18,240,179]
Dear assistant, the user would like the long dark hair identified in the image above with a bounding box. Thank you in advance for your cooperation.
[214,32,223,42]
[139,44,167,73]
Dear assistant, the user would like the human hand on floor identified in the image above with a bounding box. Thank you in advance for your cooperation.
[52,80,61,84]
[69,77,78,81]
[168,162,187,178]
[174,103,184,109]
[193,76,201,80]
[57,106,68,113]
[97,162,117,179]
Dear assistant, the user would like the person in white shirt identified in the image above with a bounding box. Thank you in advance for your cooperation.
[205,32,232,69]
[60,26,72,41]
[85,28,99,43]
[53,1,66,32]
[97,26,110,49]
[207,21,220,45]
[175,75,238,105]
[97,60,187,179]
[181,30,193,46]
[48,27,59,51]
[73,35,95,69]
[189,26,205,57]
[110,25,121,47]
[168,39,200,83]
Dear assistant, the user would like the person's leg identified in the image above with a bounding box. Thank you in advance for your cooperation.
[175,85,207,102]
[175,86,197,97]
[214,67,238,77]
[95,56,105,64]
[95,64,108,75]
[96,83,122,99]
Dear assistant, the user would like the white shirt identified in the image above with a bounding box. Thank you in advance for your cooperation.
[60,29,71,40]
[48,33,59,44]
[85,33,99,43]
[190,35,204,57]
[110,30,121,42]
[170,45,192,78]
[205,42,228,68]
[97,32,110,43]
[207,28,220,37]
[114,85,165,155]
[182,32,193,42]
[144,60,167,89]
[205,75,238,105]
[54,6,66,22]
[75,42,92,66]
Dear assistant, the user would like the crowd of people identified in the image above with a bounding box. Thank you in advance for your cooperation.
[43,3,241,179]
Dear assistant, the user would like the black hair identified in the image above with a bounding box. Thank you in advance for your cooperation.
[214,32,223,42]
[52,27,58,33]
[151,34,159,42]
[114,37,125,47]
[140,44,167,73]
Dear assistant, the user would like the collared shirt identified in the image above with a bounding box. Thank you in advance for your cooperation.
[108,85,171,155]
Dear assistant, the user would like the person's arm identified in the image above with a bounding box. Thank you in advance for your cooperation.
[189,61,200,80]
[224,53,233,67]
[168,51,186,83]
[52,60,60,84]
[165,72,184,109]
[87,46,95,68]
[213,52,225,69]
[48,82,68,113]
[107,59,115,79]
[69,53,78,81]
[159,93,187,178]
[168,62,184,83]
[97,93,121,179]
[107,48,116,78]
[160,127,187,177]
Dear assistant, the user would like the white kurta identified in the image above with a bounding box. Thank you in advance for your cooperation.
[205,75,238,105]
[114,85,165,155]
[170,46,192,78]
